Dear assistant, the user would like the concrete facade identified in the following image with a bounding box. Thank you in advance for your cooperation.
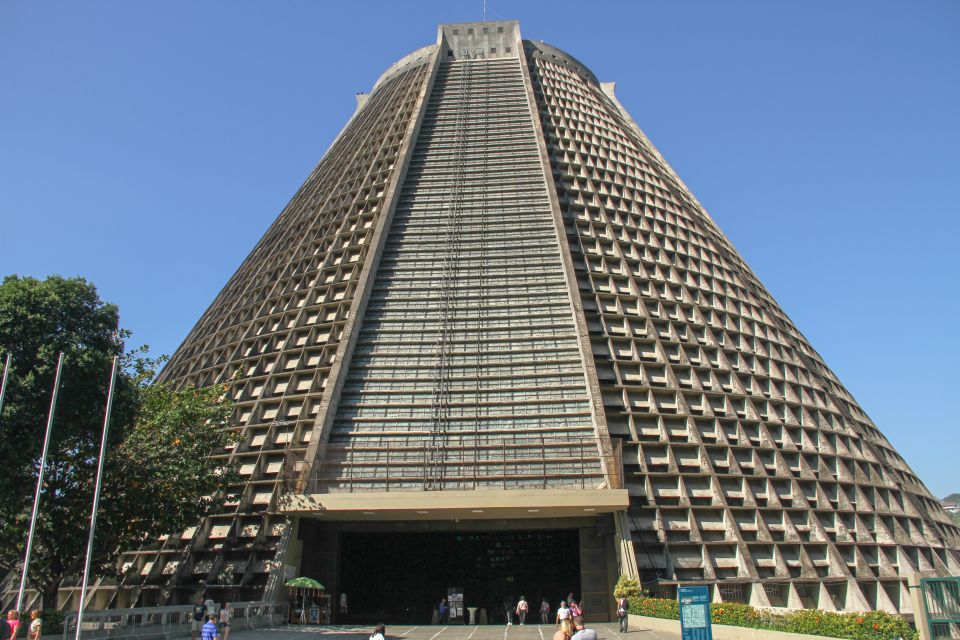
[46,20,960,616]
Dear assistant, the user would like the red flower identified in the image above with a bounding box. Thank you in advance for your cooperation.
[856,616,864,624]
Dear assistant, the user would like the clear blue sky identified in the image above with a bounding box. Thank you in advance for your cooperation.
[1,1,958,497]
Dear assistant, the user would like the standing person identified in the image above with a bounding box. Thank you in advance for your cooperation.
[190,597,207,640]
[515,596,528,625]
[569,600,582,618]
[5,612,19,640]
[616,595,629,633]
[570,617,597,640]
[438,598,449,624]
[539,598,550,624]
[218,603,231,640]
[555,600,571,635]
[27,611,41,640]
[369,623,386,640]
[201,615,219,640]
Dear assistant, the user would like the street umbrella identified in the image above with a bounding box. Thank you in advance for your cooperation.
[285,577,324,590]
[285,577,325,622]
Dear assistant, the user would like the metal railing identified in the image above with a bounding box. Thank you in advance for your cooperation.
[921,577,960,640]
[294,436,623,494]
[62,600,288,640]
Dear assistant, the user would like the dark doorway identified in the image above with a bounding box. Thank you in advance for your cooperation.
[338,529,580,624]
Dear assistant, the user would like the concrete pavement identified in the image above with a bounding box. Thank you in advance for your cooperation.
[227,623,680,640]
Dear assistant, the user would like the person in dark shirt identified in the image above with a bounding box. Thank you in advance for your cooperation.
[191,597,207,640]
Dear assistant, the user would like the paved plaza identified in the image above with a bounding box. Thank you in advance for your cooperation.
[228,624,680,640]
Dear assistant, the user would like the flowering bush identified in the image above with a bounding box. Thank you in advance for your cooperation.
[627,596,918,640]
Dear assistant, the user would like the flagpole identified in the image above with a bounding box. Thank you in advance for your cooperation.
[17,352,65,612]
[75,355,118,640]
[0,353,11,415]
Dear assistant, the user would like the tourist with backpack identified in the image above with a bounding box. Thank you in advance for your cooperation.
[515,596,528,625]
[616,596,629,632]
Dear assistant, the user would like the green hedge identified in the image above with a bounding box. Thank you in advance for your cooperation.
[628,596,918,640]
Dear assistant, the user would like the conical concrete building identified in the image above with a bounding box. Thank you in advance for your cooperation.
[108,21,959,619]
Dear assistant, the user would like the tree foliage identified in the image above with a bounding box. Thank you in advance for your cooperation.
[0,275,237,606]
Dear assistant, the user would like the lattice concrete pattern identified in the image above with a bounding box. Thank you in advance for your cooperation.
[89,21,958,615]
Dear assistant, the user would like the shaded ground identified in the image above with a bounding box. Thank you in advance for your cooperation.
[227,623,680,640]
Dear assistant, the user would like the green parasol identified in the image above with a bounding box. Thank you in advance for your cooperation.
[285,577,325,590]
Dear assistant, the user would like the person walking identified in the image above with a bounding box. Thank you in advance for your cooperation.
[570,616,597,640]
[515,596,528,625]
[218,603,231,640]
[4,612,19,640]
[27,611,41,640]
[616,595,629,633]
[201,615,219,640]
[370,623,386,640]
[539,598,550,624]
[190,597,207,640]
[555,601,573,637]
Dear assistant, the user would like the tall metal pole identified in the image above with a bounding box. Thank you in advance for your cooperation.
[16,352,64,612]
[0,353,11,415]
[75,355,118,639]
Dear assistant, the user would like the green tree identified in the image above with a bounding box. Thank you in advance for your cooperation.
[0,275,237,607]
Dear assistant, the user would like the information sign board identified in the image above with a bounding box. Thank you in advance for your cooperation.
[678,585,713,640]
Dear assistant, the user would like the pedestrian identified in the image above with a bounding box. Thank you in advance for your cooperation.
[552,620,571,640]
[515,596,528,625]
[570,616,597,640]
[5,611,19,640]
[190,596,207,640]
[569,600,582,618]
[556,601,573,637]
[616,595,629,633]
[201,615,219,640]
[218,602,231,640]
[370,623,386,640]
[27,611,41,640]
[539,598,550,624]
[438,598,449,624]
[503,599,513,626]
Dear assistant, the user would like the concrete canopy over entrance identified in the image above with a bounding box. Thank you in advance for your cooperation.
[280,488,629,521]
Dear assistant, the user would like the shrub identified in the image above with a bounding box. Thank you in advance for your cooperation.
[613,575,642,600]
[40,609,65,636]
[628,596,679,620]
[627,596,918,640]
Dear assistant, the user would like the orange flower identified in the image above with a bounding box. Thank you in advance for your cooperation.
[856,616,864,624]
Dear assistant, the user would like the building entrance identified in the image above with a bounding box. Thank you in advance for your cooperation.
[338,529,580,625]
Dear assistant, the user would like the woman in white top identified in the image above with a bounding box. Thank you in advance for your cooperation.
[370,623,386,640]
[218,603,231,640]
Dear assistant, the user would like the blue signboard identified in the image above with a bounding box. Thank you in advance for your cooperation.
[678,585,713,640]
